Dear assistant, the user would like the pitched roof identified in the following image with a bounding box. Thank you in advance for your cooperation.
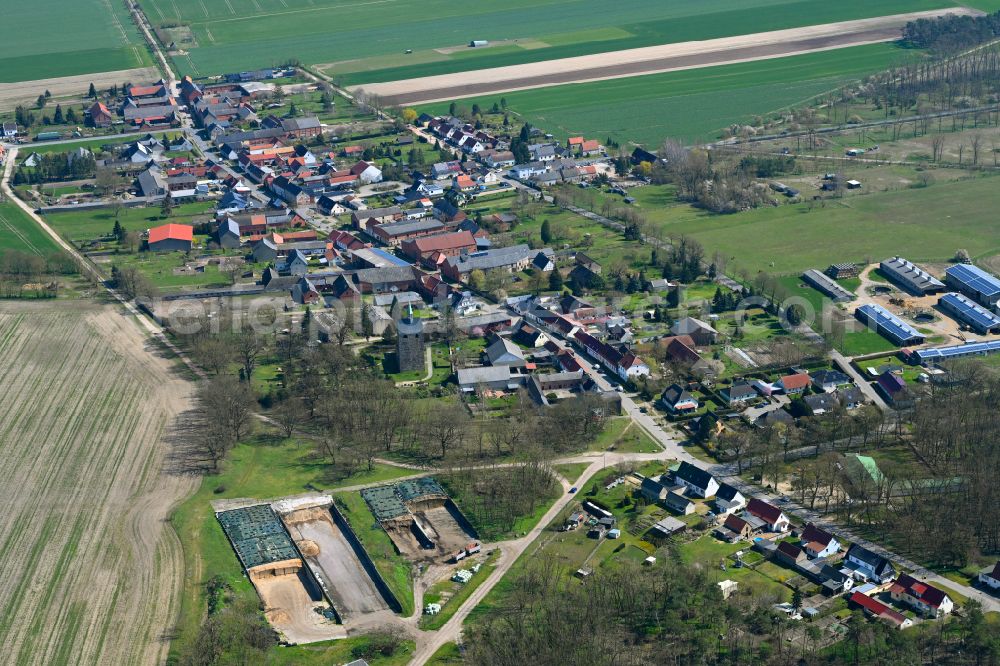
[716,483,743,503]
[777,541,804,561]
[989,562,1000,580]
[485,336,525,364]
[878,371,906,394]
[800,523,835,548]
[846,543,893,574]
[746,498,784,526]
[672,317,718,336]
[665,492,694,512]
[674,461,715,491]
[148,223,193,244]
[851,591,889,615]
[810,369,850,385]
[407,230,476,253]
[662,384,695,407]
[723,513,750,533]
[780,373,811,389]
[891,574,949,608]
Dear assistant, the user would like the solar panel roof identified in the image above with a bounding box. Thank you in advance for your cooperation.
[856,304,922,342]
[945,264,1000,300]
[916,339,1000,361]
[938,292,1000,331]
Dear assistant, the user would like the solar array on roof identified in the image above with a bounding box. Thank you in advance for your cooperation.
[916,339,1000,362]
[937,292,1000,334]
[855,303,924,345]
[879,257,944,294]
[217,505,300,570]
[945,263,1000,304]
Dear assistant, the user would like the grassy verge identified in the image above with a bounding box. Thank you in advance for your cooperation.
[553,462,590,484]
[420,550,500,630]
[267,637,415,665]
[426,642,465,665]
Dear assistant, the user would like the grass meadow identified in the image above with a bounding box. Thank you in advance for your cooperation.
[2,0,151,82]
[420,43,912,144]
[148,0,955,78]
[659,174,1000,276]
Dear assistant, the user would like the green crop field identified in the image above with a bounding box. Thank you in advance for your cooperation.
[2,0,151,82]
[0,202,62,255]
[421,43,911,145]
[143,0,956,78]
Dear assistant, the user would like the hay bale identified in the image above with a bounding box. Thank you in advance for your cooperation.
[298,539,320,557]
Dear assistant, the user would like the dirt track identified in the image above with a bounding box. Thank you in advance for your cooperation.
[357,9,979,105]
[0,300,196,665]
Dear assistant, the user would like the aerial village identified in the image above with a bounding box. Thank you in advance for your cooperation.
[3,66,1000,661]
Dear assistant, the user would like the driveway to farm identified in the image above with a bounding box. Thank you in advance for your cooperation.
[357,9,979,105]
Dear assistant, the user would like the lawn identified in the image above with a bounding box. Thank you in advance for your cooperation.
[420,43,911,144]
[1,0,151,82]
[0,202,63,255]
[169,437,415,660]
[837,330,898,356]
[45,201,215,245]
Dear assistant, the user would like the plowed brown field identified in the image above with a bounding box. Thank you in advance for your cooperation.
[0,301,196,665]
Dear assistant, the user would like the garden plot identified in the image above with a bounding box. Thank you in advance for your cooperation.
[281,503,394,619]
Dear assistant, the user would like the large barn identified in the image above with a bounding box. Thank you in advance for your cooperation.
[147,223,193,252]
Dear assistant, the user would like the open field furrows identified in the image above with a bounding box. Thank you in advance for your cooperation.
[421,43,907,144]
[0,301,197,666]
[1,0,151,82]
[146,0,957,78]
[361,9,978,105]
